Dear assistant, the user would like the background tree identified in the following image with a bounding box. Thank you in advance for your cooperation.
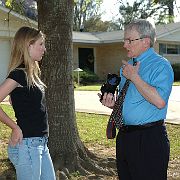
[4,0,37,20]
[4,0,116,32]
[0,0,5,6]
[83,15,120,32]
[116,0,162,29]
[116,0,179,27]
[73,0,103,31]
[37,0,112,178]
[152,0,175,23]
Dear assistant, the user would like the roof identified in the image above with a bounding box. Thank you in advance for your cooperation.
[73,30,124,44]
[0,5,37,38]
[73,31,100,44]
[0,5,37,26]
[156,22,180,42]
[73,22,180,44]
[156,22,180,37]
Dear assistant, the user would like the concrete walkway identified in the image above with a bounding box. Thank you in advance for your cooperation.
[75,86,180,125]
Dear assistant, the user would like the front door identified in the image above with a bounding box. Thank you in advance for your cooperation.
[78,48,94,72]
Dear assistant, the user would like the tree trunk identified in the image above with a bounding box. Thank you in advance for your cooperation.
[167,0,174,23]
[37,0,113,178]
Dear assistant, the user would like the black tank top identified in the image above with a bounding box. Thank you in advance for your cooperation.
[7,68,48,138]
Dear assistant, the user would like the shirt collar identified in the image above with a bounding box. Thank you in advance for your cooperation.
[135,47,155,63]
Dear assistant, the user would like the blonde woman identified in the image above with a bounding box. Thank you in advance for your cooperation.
[0,26,56,180]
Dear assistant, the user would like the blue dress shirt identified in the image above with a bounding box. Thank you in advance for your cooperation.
[119,48,174,125]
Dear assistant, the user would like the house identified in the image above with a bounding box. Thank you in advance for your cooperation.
[0,5,37,83]
[74,24,180,80]
[0,5,180,84]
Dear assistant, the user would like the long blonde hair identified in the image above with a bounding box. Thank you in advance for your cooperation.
[8,26,46,89]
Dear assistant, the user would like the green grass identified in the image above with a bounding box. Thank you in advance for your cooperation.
[0,104,15,177]
[0,105,179,176]
[166,124,180,158]
[0,105,15,159]
[76,112,115,147]
[75,83,101,91]
[76,112,180,159]
[74,82,180,91]
[173,81,180,86]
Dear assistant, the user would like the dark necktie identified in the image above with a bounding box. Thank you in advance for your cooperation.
[109,58,137,129]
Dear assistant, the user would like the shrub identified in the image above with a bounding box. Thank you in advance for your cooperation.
[172,63,180,81]
[73,69,99,85]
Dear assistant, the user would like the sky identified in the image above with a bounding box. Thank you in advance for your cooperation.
[101,0,119,21]
[101,0,180,23]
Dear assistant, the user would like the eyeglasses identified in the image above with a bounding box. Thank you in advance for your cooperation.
[123,37,144,44]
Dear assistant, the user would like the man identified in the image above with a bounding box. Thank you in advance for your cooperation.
[100,19,174,180]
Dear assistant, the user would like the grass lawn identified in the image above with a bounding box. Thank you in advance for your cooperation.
[74,83,101,91]
[0,104,180,177]
[173,81,180,86]
[75,81,180,91]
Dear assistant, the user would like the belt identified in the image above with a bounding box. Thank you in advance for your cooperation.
[119,120,164,133]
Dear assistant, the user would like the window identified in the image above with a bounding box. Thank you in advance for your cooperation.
[159,43,180,55]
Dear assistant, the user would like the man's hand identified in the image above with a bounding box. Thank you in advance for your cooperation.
[122,60,140,82]
[98,92,115,109]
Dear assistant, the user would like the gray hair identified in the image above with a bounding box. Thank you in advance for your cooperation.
[124,19,156,47]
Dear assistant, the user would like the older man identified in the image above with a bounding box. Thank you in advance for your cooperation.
[100,19,174,180]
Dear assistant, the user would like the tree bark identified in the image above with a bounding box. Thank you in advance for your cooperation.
[37,0,113,178]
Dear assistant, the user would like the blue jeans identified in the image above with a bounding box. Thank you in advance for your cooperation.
[8,137,56,180]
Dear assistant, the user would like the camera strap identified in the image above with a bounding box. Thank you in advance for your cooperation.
[108,58,137,129]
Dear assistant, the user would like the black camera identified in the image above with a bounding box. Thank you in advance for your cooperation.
[100,73,121,102]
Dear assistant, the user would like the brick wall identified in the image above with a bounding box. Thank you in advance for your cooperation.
[73,43,127,80]
[73,41,179,81]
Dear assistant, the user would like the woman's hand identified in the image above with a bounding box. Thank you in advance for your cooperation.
[9,125,23,146]
[98,92,115,109]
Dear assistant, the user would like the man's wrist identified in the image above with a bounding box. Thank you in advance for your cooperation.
[131,74,140,83]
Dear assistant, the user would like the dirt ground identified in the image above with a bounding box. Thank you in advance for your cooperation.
[81,144,180,180]
[1,144,179,180]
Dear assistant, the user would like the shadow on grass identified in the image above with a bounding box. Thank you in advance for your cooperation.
[0,159,16,180]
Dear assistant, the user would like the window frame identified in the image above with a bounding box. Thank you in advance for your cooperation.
[159,43,180,55]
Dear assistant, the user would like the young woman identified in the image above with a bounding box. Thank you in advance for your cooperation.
[0,26,56,180]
